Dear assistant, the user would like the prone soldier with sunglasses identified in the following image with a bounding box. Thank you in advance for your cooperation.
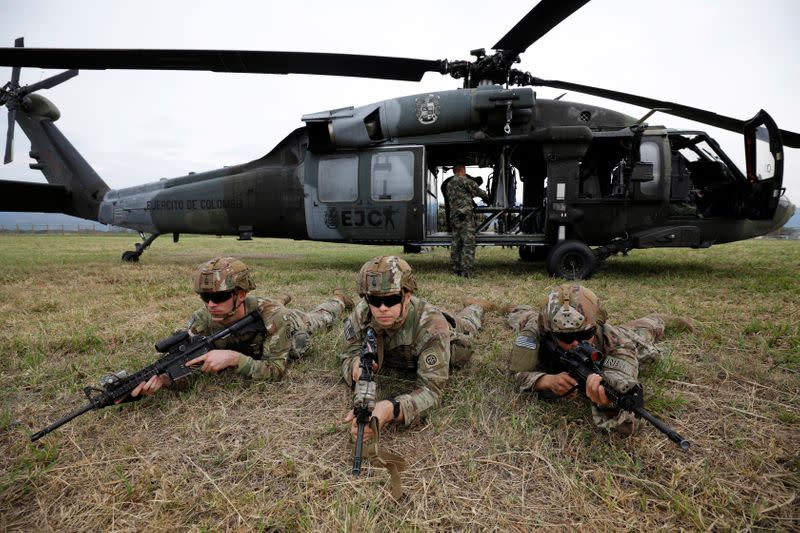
[340,255,491,442]
[506,284,695,435]
[128,256,353,398]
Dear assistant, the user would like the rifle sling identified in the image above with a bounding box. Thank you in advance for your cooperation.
[351,417,406,500]
[366,417,406,500]
[376,333,385,372]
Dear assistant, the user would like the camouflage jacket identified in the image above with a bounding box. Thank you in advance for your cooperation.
[340,296,452,425]
[188,295,293,381]
[444,174,491,217]
[509,310,642,396]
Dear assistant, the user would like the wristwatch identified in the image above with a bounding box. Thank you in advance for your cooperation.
[389,397,401,420]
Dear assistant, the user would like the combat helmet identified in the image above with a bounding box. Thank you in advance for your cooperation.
[539,284,607,333]
[356,255,417,296]
[193,256,256,293]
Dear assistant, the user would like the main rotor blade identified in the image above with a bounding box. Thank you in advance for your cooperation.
[19,69,79,96]
[530,77,800,149]
[0,48,447,82]
[4,107,15,164]
[10,37,23,88]
[493,0,590,57]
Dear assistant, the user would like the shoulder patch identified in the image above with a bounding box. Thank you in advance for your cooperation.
[515,335,538,350]
[424,352,439,367]
[344,318,357,343]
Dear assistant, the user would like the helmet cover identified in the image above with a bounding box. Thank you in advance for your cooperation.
[539,284,606,333]
[356,255,417,296]
[193,256,256,293]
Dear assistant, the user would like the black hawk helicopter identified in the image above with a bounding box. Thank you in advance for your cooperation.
[0,0,796,279]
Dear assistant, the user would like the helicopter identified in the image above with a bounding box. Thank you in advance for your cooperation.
[0,0,797,279]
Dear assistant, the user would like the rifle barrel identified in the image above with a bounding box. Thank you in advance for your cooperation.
[633,405,690,450]
[30,402,96,442]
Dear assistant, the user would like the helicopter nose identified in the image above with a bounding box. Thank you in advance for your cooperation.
[770,195,796,232]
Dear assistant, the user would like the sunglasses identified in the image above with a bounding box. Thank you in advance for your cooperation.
[554,329,594,344]
[200,291,235,304]
[366,293,404,308]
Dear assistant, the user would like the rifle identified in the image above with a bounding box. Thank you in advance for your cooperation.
[351,327,378,476]
[546,339,690,450]
[30,310,263,442]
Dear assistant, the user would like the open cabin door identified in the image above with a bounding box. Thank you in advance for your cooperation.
[744,110,784,219]
[304,146,425,242]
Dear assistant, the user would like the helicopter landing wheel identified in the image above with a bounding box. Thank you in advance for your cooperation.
[519,245,550,262]
[546,240,598,280]
[121,250,140,263]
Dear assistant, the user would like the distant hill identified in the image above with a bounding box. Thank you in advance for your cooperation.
[0,212,130,232]
[786,210,800,228]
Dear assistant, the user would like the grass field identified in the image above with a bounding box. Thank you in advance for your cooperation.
[0,234,798,531]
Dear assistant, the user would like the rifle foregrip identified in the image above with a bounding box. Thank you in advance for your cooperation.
[352,422,366,476]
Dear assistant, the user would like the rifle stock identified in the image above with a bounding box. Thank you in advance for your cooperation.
[30,310,263,442]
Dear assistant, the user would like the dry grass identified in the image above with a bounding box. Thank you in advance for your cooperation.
[0,234,798,531]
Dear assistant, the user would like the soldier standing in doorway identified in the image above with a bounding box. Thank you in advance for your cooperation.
[443,164,490,277]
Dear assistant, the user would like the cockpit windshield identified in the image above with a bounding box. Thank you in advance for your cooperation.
[669,132,744,183]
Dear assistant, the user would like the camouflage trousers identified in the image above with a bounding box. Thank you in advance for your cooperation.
[284,297,346,359]
[449,214,478,275]
[449,303,485,368]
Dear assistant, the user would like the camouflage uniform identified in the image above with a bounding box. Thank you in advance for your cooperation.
[188,294,346,381]
[340,297,484,425]
[340,255,484,425]
[444,173,491,276]
[188,256,347,381]
[507,285,668,435]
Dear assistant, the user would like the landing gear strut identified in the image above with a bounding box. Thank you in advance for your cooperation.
[122,232,160,263]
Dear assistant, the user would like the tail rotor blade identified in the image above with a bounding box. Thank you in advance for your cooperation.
[19,69,79,96]
[4,107,15,164]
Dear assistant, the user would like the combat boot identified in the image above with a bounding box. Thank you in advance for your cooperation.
[274,293,292,306]
[333,289,354,311]
[462,296,499,312]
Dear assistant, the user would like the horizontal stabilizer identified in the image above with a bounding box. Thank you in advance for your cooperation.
[0,179,71,212]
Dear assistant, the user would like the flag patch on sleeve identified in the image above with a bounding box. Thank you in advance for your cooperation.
[515,335,538,350]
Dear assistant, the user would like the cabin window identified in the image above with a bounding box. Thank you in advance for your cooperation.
[639,141,662,196]
[371,151,414,201]
[318,156,358,202]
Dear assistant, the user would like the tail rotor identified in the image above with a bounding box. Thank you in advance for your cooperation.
[1,37,78,164]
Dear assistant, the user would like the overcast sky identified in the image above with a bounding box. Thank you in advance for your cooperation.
[1,0,798,205]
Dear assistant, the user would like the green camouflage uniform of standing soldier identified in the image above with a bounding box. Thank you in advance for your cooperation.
[506,284,693,435]
[444,164,491,277]
[341,256,489,435]
[129,256,352,398]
